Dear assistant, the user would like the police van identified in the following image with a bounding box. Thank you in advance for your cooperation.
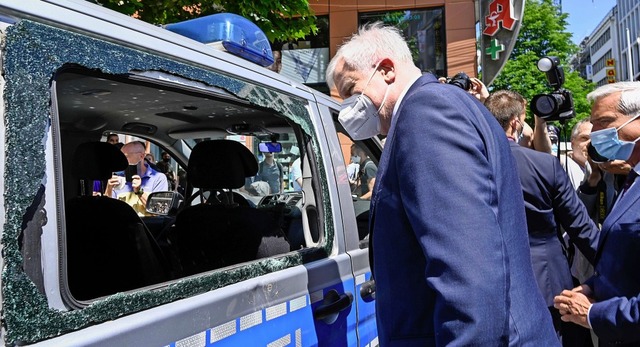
[0,0,381,345]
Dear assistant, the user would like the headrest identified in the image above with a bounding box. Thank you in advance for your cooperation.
[72,142,128,180]
[188,140,258,189]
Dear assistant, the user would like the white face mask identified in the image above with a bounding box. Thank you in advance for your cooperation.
[338,64,390,140]
[351,155,361,164]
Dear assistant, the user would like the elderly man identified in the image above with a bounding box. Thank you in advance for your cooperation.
[105,141,168,216]
[326,22,558,345]
[554,81,640,346]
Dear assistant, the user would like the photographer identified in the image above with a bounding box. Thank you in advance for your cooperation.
[441,73,553,153]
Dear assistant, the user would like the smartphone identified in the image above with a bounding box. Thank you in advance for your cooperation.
[124,165,137,182]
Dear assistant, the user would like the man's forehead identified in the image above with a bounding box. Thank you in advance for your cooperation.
[590,93,620,115]
[335,60,365,96]
[122,144,143,152]
[578,122,592,132]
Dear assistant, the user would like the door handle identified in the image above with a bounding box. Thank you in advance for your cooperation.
[360,279,376,302]
[314,289,353,324]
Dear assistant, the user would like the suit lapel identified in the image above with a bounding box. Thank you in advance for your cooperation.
[606,180,640,227]
[596,182,640,264]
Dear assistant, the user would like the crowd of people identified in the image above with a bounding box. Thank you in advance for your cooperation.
[326,21,640,346]
[93,21,640,346]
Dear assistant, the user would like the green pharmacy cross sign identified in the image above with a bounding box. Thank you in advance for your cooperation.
[481,0,524,86]
[486,39,505,60]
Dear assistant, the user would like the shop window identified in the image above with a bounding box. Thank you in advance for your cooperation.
[359,8,446,78]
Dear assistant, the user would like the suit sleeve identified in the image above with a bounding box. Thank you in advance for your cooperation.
[551,158,599,263]
[590,295,640,343]
[393,87,509,345]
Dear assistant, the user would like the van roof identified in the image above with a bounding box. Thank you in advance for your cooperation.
[0,0,332,101]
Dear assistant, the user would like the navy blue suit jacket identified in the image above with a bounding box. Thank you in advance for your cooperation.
[509,142,599,306]
[370,74,559,346]
[587,169,640,345]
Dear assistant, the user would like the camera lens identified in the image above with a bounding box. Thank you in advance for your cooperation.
[531,94,563,118]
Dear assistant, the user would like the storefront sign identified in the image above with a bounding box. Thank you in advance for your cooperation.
[481,0,525,86]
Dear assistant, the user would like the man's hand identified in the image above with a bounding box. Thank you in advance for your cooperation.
[553,285,594,329]
[106,175,121,188]
[131,175,142,193]
[532,115,552,154]
[585,159,603,187]
[104,175,123,197]
[599,160,632,175]
[518,121,534,148]
[468,77,489,102]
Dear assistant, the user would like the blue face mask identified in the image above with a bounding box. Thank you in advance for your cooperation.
[590,113,640,161]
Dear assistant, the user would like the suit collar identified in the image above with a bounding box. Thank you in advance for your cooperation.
[605,177,640,227]
[391,74,426,117]
[386,73,438,145]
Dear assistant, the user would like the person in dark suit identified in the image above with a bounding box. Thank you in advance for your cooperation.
[485,90,599,346]
[325,22,559,346]
[554,81,640,346]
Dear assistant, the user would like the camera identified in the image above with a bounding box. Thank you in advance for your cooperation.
[445,72,472,91]
[530,56,575,122]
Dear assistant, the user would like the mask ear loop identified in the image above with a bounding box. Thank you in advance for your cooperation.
[360,62,381,99]
[377,84,391,113]
[616,113,640,131]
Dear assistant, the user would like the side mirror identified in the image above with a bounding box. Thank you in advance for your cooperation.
[258,142,282,153]
[145,191,184,216]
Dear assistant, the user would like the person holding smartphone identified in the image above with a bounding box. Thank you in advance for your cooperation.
[105,141,168,216]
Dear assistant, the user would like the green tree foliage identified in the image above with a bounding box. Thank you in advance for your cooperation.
[88,0,317,43]
[491,0,594,132]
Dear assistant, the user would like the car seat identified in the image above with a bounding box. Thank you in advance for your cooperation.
[65,142,168,300]
[172,140,289,277]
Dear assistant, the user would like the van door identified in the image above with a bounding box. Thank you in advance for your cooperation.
[315,98,380,346]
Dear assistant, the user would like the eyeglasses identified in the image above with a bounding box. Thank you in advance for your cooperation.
[587,143,611,164]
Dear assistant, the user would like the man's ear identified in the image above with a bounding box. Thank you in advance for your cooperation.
[509,117,518,130]
[379,58,396,84]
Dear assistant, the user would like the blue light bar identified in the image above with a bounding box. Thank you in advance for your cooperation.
[165,13,274,67]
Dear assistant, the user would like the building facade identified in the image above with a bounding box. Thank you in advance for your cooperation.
[588,7,619,87]
[277,0,478,98]
[617,0,640,81]
[571,0,640,85]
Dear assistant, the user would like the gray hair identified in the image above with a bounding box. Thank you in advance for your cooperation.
[570,118,591,140]
[587,82,640,116]
[326,22,413,90]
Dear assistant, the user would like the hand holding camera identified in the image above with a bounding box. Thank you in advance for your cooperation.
[130,175,142,191]
[440,72,489,103]
[108,174,126,190]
